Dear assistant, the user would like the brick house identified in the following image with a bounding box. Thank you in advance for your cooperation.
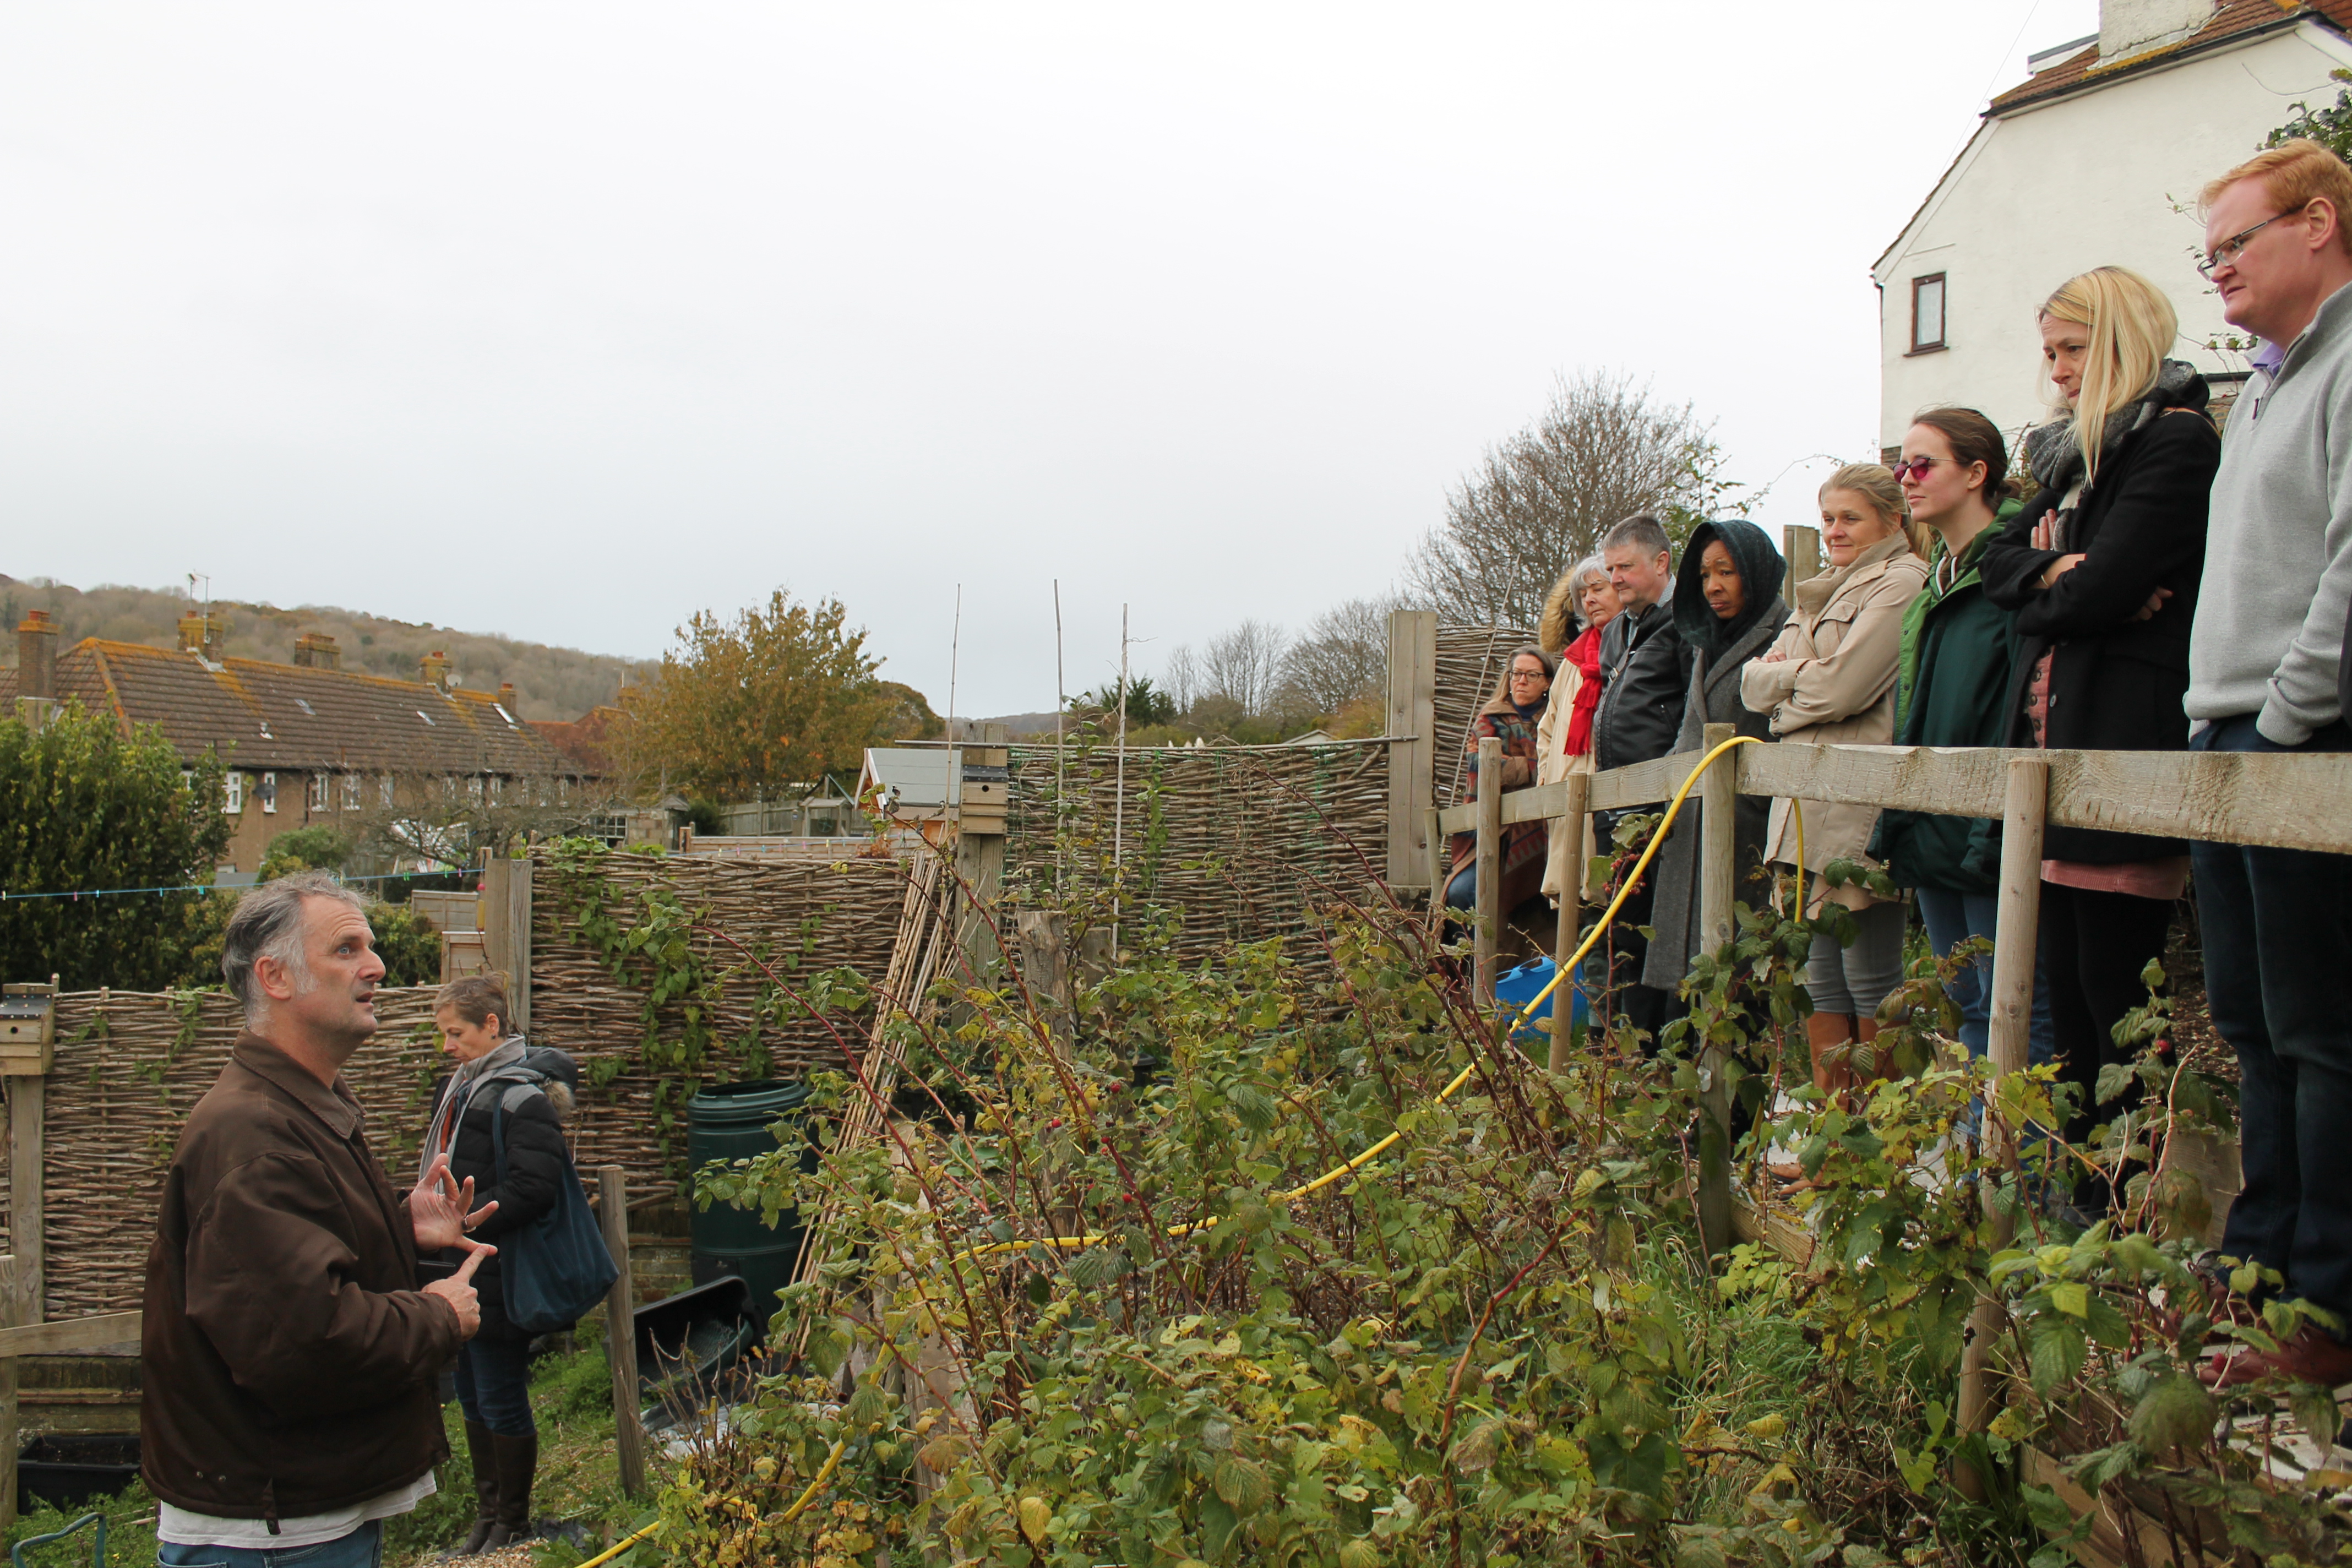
[4,609,605,874]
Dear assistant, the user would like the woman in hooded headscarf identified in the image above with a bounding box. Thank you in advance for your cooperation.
[1642,520,1790,1000]
[1443,644,1558,927]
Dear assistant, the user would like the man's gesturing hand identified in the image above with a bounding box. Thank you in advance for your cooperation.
[411,1153,498,1251]
[422,1242,494,1340]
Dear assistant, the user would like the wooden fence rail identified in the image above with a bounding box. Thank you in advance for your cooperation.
[1451,734,2352,1485]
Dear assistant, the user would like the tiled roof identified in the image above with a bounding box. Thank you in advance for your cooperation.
[1989,0,2352,114]
[2,640,596,777]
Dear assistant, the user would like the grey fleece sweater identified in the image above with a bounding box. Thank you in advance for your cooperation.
[2188,280,2352,743]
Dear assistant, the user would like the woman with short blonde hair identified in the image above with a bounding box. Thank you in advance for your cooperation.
[1534,556,1621,905]
[1980,263,2221,1213]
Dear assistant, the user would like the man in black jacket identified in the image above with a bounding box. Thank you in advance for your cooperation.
[1586,514,1687,1043]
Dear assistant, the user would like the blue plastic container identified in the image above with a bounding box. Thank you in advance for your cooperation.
[1491,956,1587,1045]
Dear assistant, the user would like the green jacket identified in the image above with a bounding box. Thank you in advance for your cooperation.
[1872,501,2024,894]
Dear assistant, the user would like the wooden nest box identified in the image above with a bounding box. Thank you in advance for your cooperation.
[0,985,56,1076]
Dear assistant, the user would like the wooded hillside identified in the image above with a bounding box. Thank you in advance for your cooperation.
[0,573,645,721]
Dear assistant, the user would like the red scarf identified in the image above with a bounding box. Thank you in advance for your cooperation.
[1564,625,1604,758]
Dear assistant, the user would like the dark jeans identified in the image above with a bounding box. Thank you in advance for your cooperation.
[1581,866,1668,1047]
[455,1334,536,1437]
[2194,713,2352,1328]
[1915,885,2057,1066]
[157,1521,383,1567]
[2040,879,2175,1160]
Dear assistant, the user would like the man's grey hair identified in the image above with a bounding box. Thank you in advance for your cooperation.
[1600,514,1672,559]
[221,872,368,1020]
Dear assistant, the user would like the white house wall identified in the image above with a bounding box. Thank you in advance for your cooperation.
[1874,21,2352,454]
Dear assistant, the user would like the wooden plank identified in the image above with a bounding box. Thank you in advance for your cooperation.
[1015,911,1074,1059]
[1958,758,2048,1499]
[597,1167,649,1500]
[1735,742,2352,854]
[1696,726,1736,1260]
[1549,773,1588,1074]
[0,1311,139,1359]
[509,855,532,1032]
[1386,610,1438,886]
[0,1253,17,1530]
[1474,737,1502,1003]
[1587,749,1707,815]
[1423,805,1447,910]
[11,1076,42,1325]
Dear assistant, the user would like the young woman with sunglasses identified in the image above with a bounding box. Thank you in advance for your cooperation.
[1978,266,2220,1208]
[1872,410,2037,1064]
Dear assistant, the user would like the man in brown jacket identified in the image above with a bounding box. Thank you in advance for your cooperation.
[144,872,497,1566]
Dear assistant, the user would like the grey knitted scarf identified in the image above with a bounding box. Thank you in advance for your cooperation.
[2024,359,2200,547]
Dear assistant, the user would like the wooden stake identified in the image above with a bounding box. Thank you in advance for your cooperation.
[1386,610,1438,890]
[1474,737,1503,1003]
[597,1167,648,1500]
[1015,911,1074,1059]
[1695,723,1737,1260]
[10,1078,43,1327]
[1549,772,1588,1073]
[1956,756,2048,1497]
[0,1253,17,1531]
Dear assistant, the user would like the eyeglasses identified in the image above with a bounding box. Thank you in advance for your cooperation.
[1507,668,1550,683]
[2198,208,2304,279]
[1888,455,1939,481]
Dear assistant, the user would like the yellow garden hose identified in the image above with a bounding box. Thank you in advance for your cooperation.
[961,734,1803,1256]
[569,1437,850,1568]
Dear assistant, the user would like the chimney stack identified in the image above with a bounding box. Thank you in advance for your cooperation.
[16,611,58,700]
[498,682,517,706]
[176,611,226,660]
[292,633,342,671]
[420,651,452,692]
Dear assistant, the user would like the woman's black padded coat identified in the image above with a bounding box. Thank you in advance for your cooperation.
[424,1071,572,1342]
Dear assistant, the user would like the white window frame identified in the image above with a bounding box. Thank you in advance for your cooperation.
[342,772,363,811]
[307,772,330,812]
[379,774,395,808]
[1909,273,1947,353]
[258,772,278,814]
[224,772,244,814]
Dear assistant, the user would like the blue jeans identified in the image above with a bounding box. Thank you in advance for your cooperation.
[455,1334,536,1436]
[1914,886,2056,1065]
[2194,714,2352,1326]
[158,1520,382,1568]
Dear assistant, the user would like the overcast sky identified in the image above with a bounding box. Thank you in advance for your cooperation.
[3,2,2100,717]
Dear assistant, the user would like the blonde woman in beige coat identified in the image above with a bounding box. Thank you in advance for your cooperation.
[1740,464,1928,1107]
[1535,556,1621,903]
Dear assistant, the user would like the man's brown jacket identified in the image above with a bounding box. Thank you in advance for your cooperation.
[141,1034,461,1522]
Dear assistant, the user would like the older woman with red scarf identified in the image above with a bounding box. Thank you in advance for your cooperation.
[1443,644,1560,922]
[1538,556,1621,905]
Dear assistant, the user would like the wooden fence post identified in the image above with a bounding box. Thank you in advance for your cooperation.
[953,725,1010,982]
[1015,911,1074,1058]
[1474,737,1503,1003]
[1549,773,1589,1073]
[1386,610,1438,893]
[9,1078,42,1328]
[1956,756,2048,1496]
[597,1167,649,1500]
[1695,724,1738,1260]
[1782,525,1821,606]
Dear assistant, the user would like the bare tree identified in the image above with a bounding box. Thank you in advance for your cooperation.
[1272,595,1398,717]
[1159,645,1200,713]
[1405,370,1731,628]
[1197,619,1288,717]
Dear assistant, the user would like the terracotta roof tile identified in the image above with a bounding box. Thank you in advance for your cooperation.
[1989,0,2352,114]
[20,640,596,777]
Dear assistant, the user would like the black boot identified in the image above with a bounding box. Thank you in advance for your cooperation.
[438,1422,498,1558]
[484,1430,539,1549]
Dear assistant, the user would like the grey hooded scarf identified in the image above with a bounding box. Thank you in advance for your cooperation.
[2024,358,2202,549]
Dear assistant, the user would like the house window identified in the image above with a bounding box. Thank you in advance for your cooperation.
[468,775,485,807]
[535,776,551,808]
[1910,273,1947,353]
[224,772,244,814]
[443,774,459,802]
[307,773,330,812]
[258,772,279,814]
[379,773,395,808]
[342,772,363,810]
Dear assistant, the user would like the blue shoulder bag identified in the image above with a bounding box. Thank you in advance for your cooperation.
[490,1084,620,1334]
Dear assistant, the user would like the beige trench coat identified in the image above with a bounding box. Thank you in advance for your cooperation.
[1739,535,1928,907]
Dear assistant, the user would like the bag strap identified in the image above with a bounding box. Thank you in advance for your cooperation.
[491,1091,511,1195]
